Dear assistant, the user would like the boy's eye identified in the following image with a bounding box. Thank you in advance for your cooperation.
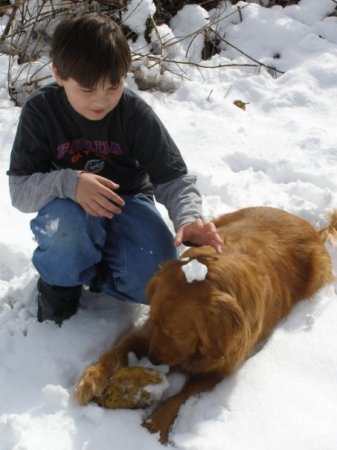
[109,83,121,91]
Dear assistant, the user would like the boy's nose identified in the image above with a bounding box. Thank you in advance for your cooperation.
[92,90,107,103]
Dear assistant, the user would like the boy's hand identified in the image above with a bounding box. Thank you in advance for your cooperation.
[174,219,223,253]
[76,172,125,218]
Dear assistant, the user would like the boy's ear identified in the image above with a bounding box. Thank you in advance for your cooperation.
[51,64,64,86]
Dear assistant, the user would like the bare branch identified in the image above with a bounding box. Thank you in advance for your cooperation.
[1,0,288,104]
[0,0,21,44]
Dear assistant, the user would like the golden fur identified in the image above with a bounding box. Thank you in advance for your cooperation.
[75,206,335,443]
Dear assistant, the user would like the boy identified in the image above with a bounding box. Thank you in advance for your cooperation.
[7,14,222,325]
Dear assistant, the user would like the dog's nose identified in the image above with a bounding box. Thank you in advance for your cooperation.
[148,354,163,366]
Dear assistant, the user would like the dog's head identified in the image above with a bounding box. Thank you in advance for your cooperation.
[146,257,248,371]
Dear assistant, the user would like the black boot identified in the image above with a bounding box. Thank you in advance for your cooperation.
[37,278,82,326]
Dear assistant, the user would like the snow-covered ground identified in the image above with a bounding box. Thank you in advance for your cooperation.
[1,1,337,449]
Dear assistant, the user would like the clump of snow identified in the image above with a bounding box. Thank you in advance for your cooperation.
[128,352,169,376]
[80,403,106,424]
[149,24,180,58]
[41,384,70,409]
[170,4,209,61]
[122,0,156,34]
[182,259,208,283]
[45,218,59,236]
[127,353,170,402]
[143,375,170,403]
[171,4,209,36]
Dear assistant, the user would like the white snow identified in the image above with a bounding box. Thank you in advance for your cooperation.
[182,259,208,283]
[1,1,337,449]
[170,5,209,61]
[122,0,156,33]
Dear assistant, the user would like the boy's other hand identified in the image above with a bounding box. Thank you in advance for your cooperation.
[76,172,125,218]
[174,219,223,254]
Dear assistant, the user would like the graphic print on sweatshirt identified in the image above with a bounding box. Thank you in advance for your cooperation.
[56,138,123,171]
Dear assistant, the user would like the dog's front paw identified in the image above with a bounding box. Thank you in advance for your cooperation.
[74,363,110,405]
[143,404,177,444]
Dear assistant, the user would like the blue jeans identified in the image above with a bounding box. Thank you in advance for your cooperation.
[30,195,177,304]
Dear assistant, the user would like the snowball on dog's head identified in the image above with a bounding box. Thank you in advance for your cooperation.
[182,258,208,283]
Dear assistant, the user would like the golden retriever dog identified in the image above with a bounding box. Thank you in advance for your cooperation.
[75,206,335,443]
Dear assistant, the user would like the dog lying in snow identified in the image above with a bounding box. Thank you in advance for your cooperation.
[74,206,336,443]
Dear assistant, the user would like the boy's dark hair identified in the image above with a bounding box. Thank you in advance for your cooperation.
[51,14,131,88]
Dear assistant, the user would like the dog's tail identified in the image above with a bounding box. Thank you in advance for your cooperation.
[319,210,337,243]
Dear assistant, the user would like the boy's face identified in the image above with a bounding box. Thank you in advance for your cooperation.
[53,66,124,121]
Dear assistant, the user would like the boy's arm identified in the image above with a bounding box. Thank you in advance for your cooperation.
[154,174,223,253]
[153,174,203,231]
[125,92,222,250]
[8,170,80,213]
[9,171,125,217]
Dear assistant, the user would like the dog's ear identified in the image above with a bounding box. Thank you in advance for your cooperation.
[195,293,248,360]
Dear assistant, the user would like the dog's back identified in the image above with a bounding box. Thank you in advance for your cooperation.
[183,206,334,352]
[213,206,333,298]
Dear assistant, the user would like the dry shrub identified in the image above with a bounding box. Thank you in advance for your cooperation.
[0,0,301,104]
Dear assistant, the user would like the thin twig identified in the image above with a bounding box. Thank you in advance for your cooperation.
[133,52,262,70]
[212,28,284,75]
[0,0,21,43]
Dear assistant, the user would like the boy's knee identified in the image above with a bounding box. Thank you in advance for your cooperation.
[30,200,85,249]
[37,199,85,227]
[31,199,106,243]
[30,199,106,284]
